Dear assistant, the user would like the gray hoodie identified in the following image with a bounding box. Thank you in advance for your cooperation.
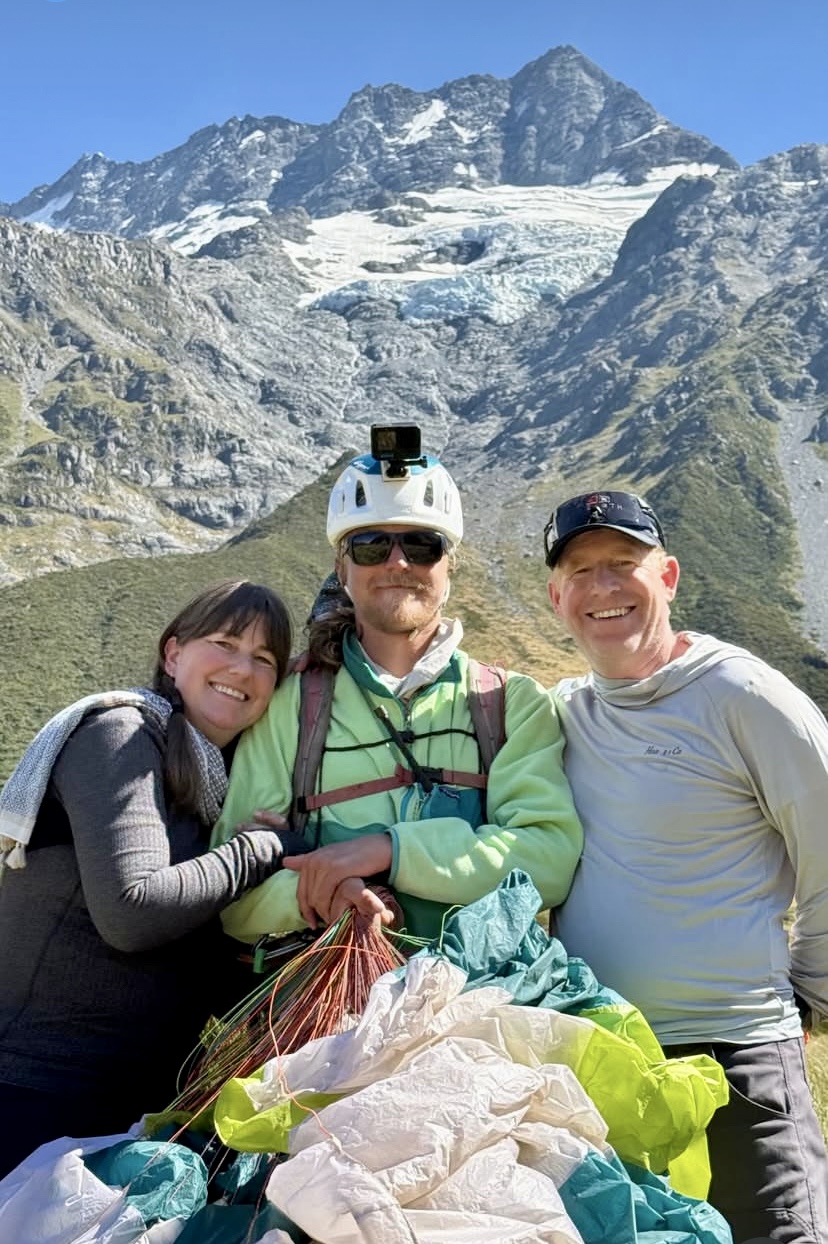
[555,632,828,1045]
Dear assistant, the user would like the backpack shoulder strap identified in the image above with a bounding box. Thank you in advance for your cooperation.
[290,659,508,832]
[291,663,335,837]
[467,659,507,774]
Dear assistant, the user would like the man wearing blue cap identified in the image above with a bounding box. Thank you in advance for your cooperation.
[544,489,828,1244]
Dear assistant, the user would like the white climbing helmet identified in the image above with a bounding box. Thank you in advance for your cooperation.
[327,437,463,548]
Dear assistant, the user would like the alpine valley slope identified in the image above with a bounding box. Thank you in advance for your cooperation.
[0,45,827,764]
[0,46,731,582]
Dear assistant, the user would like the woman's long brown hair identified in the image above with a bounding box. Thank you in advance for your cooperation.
[151,580,292,816]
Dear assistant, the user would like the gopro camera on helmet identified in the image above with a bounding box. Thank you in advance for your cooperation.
[370,424,427,479]
[327,425,463,546]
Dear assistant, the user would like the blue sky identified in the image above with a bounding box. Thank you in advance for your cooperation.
[3,0,827,203]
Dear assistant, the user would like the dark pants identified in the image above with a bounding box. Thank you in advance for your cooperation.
[0,1082,138,1182]
[664,1037,828,1244]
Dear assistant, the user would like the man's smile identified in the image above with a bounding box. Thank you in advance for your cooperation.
[588,607,633,620]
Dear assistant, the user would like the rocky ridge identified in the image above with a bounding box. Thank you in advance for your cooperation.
[1,45,827,665]
[3,47,733,234]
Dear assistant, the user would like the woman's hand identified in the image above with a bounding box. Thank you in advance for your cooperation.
[231,809,311,864]
[231,809,290,834]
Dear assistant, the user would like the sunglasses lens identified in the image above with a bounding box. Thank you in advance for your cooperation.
[400,531,446,564]
[556,494,655,540]
[552,497,591,541]
[347,533,394,565]
[346,530,447,566]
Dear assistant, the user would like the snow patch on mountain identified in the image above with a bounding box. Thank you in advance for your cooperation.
[394,99,449,146]
[22,192,75,226]
[615,124,669,151]
[152,201,268,253]
[273,164,718,324]
[449,120,476,144]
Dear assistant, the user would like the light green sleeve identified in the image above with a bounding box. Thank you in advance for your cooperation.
[391,673,583,910]
[212,675,306,943]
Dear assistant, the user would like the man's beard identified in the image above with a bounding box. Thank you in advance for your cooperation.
[359,580,443,636]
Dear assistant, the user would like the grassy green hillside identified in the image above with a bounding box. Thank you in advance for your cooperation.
[0,467,584,780]
[3,438,828,777]
[809,1038,828,1141]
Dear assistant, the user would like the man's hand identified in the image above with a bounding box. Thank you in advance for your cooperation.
[283,834,393,927]
[328,877,397,929]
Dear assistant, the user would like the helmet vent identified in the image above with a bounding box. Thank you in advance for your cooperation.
[355,480,367,508]
[423,480,434,507]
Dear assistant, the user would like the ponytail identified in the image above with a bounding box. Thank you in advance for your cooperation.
[305,571,353,671]
[151,669,204,816]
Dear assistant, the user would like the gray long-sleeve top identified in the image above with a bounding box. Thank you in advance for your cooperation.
[0,706,287,1114]
[555,633,828,1045]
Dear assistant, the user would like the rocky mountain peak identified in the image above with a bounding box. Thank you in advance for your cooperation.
[7,113,320,238]
[751,143,828,182]
[4,44,734,235]
[12,151,116,228]
[4,43,827,689]
[505,45,737,185]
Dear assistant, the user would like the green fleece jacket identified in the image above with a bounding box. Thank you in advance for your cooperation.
[212,637,582,941]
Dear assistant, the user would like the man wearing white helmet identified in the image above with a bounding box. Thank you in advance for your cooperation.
[212,425,582,940]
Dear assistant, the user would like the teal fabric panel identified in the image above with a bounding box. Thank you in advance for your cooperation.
[84,1138,207,1224]
[429,867,628,1011]
[559,1152,732,1243]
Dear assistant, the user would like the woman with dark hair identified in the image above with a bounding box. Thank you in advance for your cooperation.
[0,579,305,1176]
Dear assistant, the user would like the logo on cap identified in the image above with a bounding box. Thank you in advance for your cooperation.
[585,494,609,523]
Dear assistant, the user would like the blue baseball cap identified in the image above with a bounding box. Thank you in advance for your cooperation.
[544,491,666,568]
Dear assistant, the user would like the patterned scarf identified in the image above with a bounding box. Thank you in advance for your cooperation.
[0,688,227,875]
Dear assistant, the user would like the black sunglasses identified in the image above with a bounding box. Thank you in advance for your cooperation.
[544,491,665,567]
[343,529,450,567]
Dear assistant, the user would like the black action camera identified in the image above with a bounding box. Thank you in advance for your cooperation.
[370,424,427,478]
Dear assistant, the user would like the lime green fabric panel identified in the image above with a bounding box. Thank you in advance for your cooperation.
[569,1028,726,1177]
[213,1073,341,1152]
[427,871,728,1198]
[577,1002,665,1063]
[667,1130,714,1202]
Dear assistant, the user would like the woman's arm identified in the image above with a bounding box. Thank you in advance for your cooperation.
[53,707,295,953]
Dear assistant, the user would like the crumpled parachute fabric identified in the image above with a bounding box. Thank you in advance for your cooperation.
[213,871,732,1243]
[0,871,732,1244]
[0,1133,198,1243]
[84,1139,208,1225]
